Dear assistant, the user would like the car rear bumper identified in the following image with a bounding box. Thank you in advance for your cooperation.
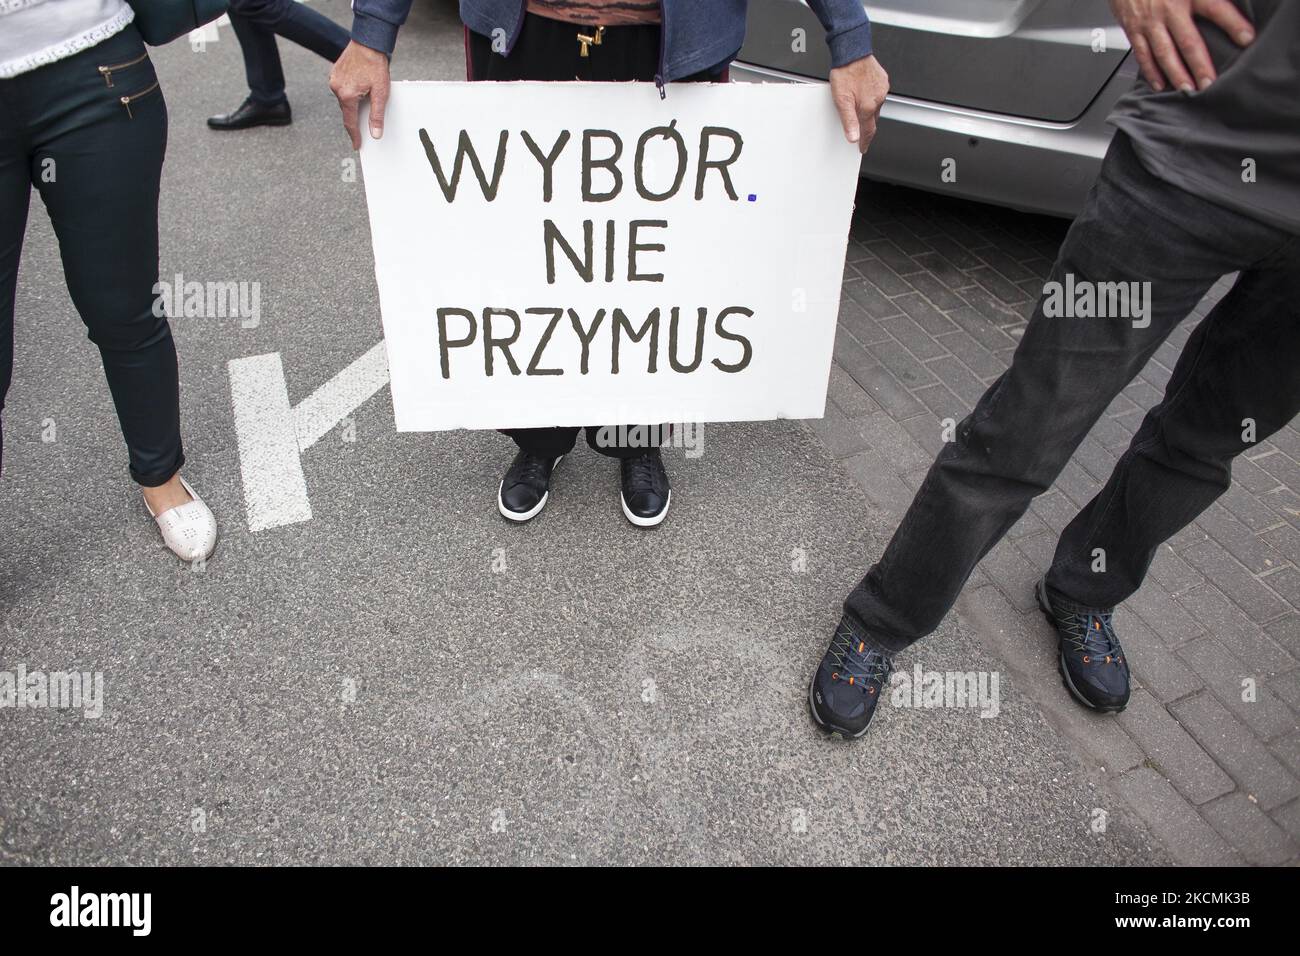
[729,54,1138,218]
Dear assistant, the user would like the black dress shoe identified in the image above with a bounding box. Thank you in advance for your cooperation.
[619,448,671,527]
[498,451,563,522]
[1036,577,1131,713]
[207,96,292,131]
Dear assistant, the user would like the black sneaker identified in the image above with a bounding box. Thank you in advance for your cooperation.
[1035,577,1130,713]
[808,617,894,738]
[207,96,292,130]
[497,452,562,522]
[619,449,671,527]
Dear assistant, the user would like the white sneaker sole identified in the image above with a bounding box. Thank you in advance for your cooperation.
[499,486,548,522]
[497,455,562,523]
[620,489,670,528]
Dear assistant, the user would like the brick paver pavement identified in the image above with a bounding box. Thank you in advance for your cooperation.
[811,177,1300,866]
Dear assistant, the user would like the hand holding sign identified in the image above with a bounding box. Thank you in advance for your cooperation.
[829,55,890,154]
[358,81,861,432]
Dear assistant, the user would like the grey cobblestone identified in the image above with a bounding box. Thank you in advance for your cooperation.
[806,416,870,460]
[981,540,1041,613]
[1272,732,1300,779]
[932,329,1003,381]
[827,364,881,418]
[880,314,949,361]
[866,238,925,276]
[1180,541,1292,626]
[1113,613,1204,704]
[1175,585,1295,678]
[843,277,902,324]
[1007,508,1050,542]
[1260,486,1300,529]
[1199,792,1299,865]
[1260,523,1300,566]
[1270,669,1300,713]
[853,413,933,472]
[1111,767,1243,866]
[1263,566,1300,607]
[1168,693,1300,811]
[1126,585,1208,648]
[1197,502,1289,573]
[1271,798,1300,842]
[912,381,966,421]
[923,356,988,408]
[1146,546,1205,597]
[1173,637,1297,741]
[1013,531,1055,573]
[1116,690,1233,805]
[1031,491,1077,537]
[899,413,946,458]
[1264,614,1300,660]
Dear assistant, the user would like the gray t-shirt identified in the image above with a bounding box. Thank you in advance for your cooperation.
[1109,0,1299,234]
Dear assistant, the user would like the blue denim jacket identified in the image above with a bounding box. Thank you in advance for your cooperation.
[351,1,873,87]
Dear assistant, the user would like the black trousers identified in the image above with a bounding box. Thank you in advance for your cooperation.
[0,25,183,487]
[466,13,724,460]
[844,132,1300,655]
[227,0,350,106]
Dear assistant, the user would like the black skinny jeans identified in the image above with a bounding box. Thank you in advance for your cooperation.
[467,12,725,460]
[0,25,183,487]
[845,132,1300,654]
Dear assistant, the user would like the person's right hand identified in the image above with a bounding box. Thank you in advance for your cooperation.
[330,40,391,150]
[1107,0,1255,93]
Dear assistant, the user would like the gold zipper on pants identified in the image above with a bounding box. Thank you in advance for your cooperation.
[97,51,148,87]
[120,81,160,118]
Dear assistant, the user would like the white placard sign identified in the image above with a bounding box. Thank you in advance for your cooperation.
[359,81,861,431]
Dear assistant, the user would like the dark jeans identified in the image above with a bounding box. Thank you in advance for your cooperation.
[467,13,725,460]
[845,132,1300,655]
[0,25,183,487]
[227,0,350,106]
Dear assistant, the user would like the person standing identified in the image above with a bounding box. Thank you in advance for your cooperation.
[1,0,218,562]
[330,0,889,527]
[809,0,1300,739]
[208,0,351,130]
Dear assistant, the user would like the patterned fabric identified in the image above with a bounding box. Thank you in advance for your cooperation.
[525,0,661,26]
[0,0,134,79]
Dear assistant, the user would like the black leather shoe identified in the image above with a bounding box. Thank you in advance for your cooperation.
[619,449,670,527]
[498,452,563,522]
[207,96,292,131]
[1036,577,1130,713]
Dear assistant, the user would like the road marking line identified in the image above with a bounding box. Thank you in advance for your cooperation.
[293,342,390,451]
[228,342,390,532]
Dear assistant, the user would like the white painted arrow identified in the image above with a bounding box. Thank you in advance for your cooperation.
[228,342,390,532]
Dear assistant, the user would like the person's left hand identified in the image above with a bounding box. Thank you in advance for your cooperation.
[829,55,890,154]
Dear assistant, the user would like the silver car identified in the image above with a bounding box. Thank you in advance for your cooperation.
[732,0,1139,217]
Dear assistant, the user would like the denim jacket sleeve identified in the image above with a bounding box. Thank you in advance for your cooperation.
[351,0,415,55]
[804,0,875,66]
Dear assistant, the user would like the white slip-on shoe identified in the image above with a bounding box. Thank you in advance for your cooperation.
[146,475,218,563]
